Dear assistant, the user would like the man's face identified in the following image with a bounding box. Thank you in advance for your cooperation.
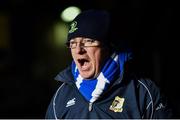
[70,37,109,79]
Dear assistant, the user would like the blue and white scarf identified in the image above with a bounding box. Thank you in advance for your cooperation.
[71,52,131,103]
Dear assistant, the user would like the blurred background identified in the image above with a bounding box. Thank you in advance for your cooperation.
[0,0,179,118]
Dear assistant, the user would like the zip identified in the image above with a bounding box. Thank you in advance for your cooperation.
[71,84,94,112]
[89,102,93,111]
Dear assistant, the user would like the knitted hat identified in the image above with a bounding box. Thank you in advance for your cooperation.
[67,9,111,44]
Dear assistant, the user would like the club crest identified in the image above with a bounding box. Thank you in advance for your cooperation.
[109,96,125,112]
[69,21,78,33]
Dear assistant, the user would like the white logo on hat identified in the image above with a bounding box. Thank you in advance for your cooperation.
[69,21,78,33]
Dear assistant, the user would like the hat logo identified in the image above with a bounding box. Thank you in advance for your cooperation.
[109,96,125,112]
[69,21,78,33]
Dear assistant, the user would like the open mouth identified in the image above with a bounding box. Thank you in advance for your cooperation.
[77,58,90,70]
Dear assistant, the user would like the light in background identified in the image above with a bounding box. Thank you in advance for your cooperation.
[0,14,10,49]
[61,6,81,22]
[49,6,81,48]
[49,21,69,48]
[54,22,68,46]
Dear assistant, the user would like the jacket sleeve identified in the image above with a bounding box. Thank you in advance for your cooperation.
[139,79,173,119]
[45,83,65,119]
[45,96,55,119]
[152,92,173,118]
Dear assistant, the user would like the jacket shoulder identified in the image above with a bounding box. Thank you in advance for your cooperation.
[45,82,75,119]
[136,78,173,118]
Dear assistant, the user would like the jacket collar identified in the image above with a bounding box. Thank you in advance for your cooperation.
[54,66,74,84]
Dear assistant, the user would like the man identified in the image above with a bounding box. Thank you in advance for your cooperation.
[45,9,173,119]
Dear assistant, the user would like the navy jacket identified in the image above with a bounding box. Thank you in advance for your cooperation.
[45,66,173,119]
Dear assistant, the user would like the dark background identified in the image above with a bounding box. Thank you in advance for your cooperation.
[0,0,179,118]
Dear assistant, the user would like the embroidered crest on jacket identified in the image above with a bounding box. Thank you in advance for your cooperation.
[109,96,125,112]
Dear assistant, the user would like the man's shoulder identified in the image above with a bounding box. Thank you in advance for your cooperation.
[54,66,73,82]
[133,78,162,100]
[137,78,160,90]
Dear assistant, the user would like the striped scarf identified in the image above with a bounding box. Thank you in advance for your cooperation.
[71,52,131,103]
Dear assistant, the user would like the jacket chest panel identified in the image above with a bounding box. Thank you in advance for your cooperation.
[56,84,142,119]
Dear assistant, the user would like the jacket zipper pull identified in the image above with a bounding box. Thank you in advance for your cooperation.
[89,102,93,111]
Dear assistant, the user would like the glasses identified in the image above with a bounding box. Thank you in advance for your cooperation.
[66,39,101,49]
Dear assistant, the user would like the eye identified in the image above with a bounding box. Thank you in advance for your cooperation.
[70,41,76,45]
[84,39,94,43]
[69,41,77,48]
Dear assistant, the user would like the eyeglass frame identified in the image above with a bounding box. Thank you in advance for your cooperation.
[66,38,101,49]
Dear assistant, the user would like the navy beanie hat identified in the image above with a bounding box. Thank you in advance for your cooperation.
[67,9,111,44]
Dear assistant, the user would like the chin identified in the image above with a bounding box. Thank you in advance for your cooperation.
[80,72,94,79]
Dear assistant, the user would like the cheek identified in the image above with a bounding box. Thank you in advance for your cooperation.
[71,51,76,59]
[91,50,102,66]
[95,49,107,67]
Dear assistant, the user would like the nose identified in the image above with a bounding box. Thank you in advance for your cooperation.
[75,43,85,54]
